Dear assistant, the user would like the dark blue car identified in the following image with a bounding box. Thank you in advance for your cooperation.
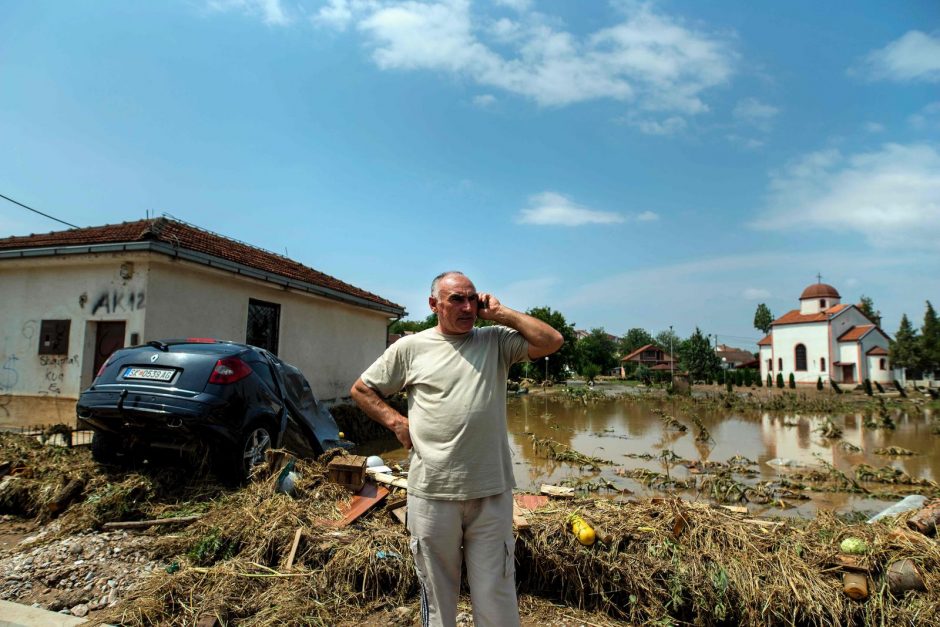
[77,338,350,480]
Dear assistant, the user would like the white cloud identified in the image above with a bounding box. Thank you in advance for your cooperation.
[908,101,940,129]
[743,287,770,300]
[628,115,687,135]
[517,192,624,226]
[473,93,497,107]
[753,143,940,248]
[316,0,734,111]
[493,0,531,11]
[207,0,289,25]
[733,97,779,131]
[635,210,659,222]
[863,121,885,133]
[855,30,940,82]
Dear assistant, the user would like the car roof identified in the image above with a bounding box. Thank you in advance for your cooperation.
[132,339,258,356]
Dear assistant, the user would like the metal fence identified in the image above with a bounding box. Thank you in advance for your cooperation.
[2,423,93,447]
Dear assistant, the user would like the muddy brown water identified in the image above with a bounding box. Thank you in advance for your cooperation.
[365,394,939,518]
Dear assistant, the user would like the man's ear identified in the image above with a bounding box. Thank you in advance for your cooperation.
[429,296,438,313]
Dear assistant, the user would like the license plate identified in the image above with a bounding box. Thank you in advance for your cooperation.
[123,367,175,382]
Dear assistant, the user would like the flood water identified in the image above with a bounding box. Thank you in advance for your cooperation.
[368,392,939,518]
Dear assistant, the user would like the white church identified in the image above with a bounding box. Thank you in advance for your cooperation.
[758,282,892,387]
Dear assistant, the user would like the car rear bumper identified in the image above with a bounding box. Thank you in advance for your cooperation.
[76,390,237,447]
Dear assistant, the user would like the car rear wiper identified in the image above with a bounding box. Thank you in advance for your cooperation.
[147,340,169,352]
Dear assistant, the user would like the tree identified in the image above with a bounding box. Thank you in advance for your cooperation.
[776,373,785,389]
[390,313,437,335]
[716,369,725,385]
[816,376,823,391]
[655,329,681,359]
[788,373,796,389]
[890,314,920,378]
[618,328,654,357]
[858,295,882,327]
[767,373,773,388]
[921,301,940,376]
[679,327,721,382]
[510,306,578,382]
[576,328,619,376]
[753,303,774,334]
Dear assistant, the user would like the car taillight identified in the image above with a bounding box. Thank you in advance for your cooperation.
[95,356,114,379]
[208,357,252,384]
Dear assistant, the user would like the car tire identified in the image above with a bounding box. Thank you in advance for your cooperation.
[231,422,275,482]
[90,430,123,464]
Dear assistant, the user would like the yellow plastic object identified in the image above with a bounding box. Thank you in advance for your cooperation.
[568,514,596,546]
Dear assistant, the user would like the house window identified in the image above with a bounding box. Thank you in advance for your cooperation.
[879,358,886,370]
[820,357,826,372]
[38,320,70,355]
[246,299,280,355]
[819,299,826,309]
[795,344,807,371]
[777,357,782,370]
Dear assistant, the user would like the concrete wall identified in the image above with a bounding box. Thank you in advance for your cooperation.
[769,321,828,384]
[144,258,390,401]
[0,253,150,424]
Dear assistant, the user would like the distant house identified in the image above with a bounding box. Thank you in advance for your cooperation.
[716,344,758,369]
[575,329,621,343]
[0,218,405,425]
[757,282,891,386]
[619,343,676,377]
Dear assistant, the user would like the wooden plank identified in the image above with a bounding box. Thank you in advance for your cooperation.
[721,505,749,514]
[390,505,407,526]
[330,483,390,527]
[540,484,575,499]
[285,527,302,570]
[370,472,409,490]
[102,515,202,530]
[512,502,530,530]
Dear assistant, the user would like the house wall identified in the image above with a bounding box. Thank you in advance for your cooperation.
[144,259,391,401]
[0,252,394,426]
[759,345,773,381]
[770,322,829,384]
[0,254,150,425]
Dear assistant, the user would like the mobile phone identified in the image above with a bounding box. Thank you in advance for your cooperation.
[478,295,488,310]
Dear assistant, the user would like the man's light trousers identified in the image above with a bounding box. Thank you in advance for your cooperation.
[407,489,520,627]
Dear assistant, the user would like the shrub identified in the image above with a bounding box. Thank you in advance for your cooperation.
[716,369,725,385]
[756,372,763,387]
[830,379,843,394]
[726,378,733,393]
[816,376,823,391]
[863,378,873,396]
[776,373,785,389]
[875,381,885,393]
[788,373,796,389]
[767,373,773,387]
[892,380,907,398]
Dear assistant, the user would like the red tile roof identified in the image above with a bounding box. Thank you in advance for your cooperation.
[867,346,888,355]
[757,333,773,346]
[620,343,675,363]
[838,325,875,342]
[0,218,403,312]
[772,303,848,326]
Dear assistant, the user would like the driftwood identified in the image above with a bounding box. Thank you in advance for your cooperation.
[102,515,203,530]
[907,499,940,536]
[46,477,86,517]
[369,472,409,490]
[284,527,303,570]
[541,484,575,499]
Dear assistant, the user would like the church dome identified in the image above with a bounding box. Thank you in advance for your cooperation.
[799,283,840,300]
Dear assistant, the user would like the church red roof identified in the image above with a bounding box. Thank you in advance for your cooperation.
[799,282,841,300]
[838,325,875,342]
[867,346,888,355]
[772,303,848,326]
[757,333,773,346]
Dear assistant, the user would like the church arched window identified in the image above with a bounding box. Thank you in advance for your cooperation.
[820,357,826,372]
[795,344,807,371]
[777,357,782,370]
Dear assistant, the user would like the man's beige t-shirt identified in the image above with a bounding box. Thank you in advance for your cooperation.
[360,325,529,500]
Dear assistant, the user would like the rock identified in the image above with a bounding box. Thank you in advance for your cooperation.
[108,587,118,605]
[71,604,89,618]
[456,611,473,625]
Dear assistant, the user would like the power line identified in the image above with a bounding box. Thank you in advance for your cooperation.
[0,192,80,229]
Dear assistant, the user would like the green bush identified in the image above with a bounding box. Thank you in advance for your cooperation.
[788,373,796,389]
[776,373,785,389]
[830,379,843,394]
[892,380,907,398]
[816,376,823,391]
[726,378,733,393]
[863,378,873,396]
[767,373,773,387]
[716,369,725,385]
[756,372,763,387]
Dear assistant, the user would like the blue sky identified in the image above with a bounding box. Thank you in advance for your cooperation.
[1,0,938,348]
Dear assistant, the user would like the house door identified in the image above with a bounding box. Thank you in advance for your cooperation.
[841,365,854,384]
[93,321,126,374]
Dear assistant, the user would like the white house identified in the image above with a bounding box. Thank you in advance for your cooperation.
[758,282,891,387]
[0,218,405,425]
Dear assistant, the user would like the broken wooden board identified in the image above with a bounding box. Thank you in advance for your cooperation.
[540,484,575,499]
[386,498,408,526]
[285,527,302,570]
[329,482,390,527]
[513,494,550,511]
[370,472,409,491]
[512,502,530,530]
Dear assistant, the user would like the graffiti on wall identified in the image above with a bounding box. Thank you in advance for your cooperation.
[0,354,19,416]
[91,289,145,315]
[38,354,79,396]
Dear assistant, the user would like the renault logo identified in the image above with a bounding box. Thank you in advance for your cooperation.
[150,354,159,363]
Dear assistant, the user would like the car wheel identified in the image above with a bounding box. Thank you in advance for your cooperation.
[90,430,122,464]
[236,423,274,480]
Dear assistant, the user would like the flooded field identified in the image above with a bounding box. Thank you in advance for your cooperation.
[371,392,939,518]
